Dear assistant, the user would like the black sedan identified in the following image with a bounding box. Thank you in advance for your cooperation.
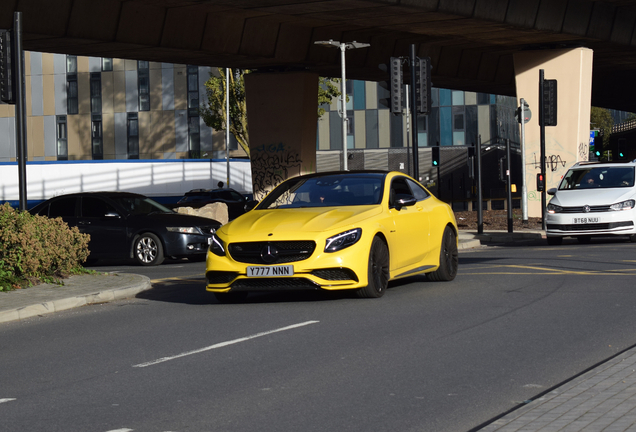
[176,188,256,220]
[29,192,221,266]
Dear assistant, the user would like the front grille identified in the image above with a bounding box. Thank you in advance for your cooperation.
[231,277,319,291]
[228,241,316,264]
[312,268,358,281]
[206,271,238,284]
[547,221,634,231]
[559,205,612,213]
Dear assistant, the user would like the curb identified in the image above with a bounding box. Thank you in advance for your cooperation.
[0,273,152,324]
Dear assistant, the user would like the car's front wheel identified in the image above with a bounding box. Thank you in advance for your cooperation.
[134,233,165,266]
[427,225,458,282]
[357,237,389,298]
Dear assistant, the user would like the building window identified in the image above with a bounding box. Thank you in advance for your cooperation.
[56,116,68,161]
[92,115,103,160]
[90,72,101,114]
[187,66,199,117]
[102,58,113,72]
[66,55,78,115]
[127,113,139,159]
[188,116,201,158]
[452,106,465,146]
[138,61,150,111]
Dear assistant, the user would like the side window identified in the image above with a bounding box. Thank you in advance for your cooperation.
[389,177,413,207]
[229,191,244,201]
[406,179,430,201]
[48,197,77,218]
[81,197,116,218]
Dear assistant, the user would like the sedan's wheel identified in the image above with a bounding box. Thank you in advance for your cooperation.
[134,233,165,266]
[214,292,248,303]
[427,226,458,282]
[357,237,390,298]
[547,236,563,246]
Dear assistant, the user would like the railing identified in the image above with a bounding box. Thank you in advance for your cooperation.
[612,119,636,133]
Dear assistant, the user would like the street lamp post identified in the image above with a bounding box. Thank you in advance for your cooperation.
[314,40,370,171]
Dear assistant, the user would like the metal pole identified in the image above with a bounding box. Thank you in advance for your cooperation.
[14,12,27,211]
[410,44,419,181]
[520,98,528,225]
[539,70,547,231]
[506,138,513,233]
[340,43,348,171]
[476,135,483,234]
[405,84,411,175]
[225,68,230,188]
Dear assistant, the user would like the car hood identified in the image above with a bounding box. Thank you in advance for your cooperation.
[551,188,636,206]
[221,206,382,237]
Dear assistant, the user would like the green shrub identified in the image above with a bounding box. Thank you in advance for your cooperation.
[0,203,91,291]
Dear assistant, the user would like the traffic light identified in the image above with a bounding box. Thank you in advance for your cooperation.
[431,146,440,167]
[378,58,403,114]
[542,79,557,126]
[0,29,15,104]
[536,173,545,192]
[415,56,431,114]
[617,138,627,160]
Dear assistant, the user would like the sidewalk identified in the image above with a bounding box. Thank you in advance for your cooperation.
[7,229,636,431]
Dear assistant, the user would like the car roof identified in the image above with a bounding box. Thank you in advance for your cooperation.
[570,160,636,169]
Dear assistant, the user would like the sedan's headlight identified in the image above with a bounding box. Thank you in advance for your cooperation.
[325,228,362,253]
[610,199,635,211]
[209,233,226,256]
[167,226,201,234]
[547,203,562,214]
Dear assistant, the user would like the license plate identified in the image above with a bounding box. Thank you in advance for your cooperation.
[247,265,294,277]
[573,217,599,224]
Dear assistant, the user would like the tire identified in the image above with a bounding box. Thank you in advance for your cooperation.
[577,236,592,244]
[134,233,165,266]
[357,237,390,298]
[630,234,636,243]
[547,236,563,246]
[428,226,458,282]
[214,291,248,303]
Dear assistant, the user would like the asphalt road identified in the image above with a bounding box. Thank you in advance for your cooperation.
[2,238,636,432]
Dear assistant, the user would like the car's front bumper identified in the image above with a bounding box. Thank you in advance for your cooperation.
[546,210,636,237]
[163,233,212,258]
[205,236,373,293]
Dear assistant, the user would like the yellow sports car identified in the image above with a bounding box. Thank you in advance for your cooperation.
[206,171,458,302]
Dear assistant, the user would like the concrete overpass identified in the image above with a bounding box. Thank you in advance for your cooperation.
[2,0,636,112]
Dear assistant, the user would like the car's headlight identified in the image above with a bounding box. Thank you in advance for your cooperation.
[547,203,562,214]
[610,199,635,211]
[167,226,201,234]
[325,228,362,253]
[209,233,226,256]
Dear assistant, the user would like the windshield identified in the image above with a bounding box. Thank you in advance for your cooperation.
[257,174,385,209]
[111,196,174,216]
[558,166,635,190]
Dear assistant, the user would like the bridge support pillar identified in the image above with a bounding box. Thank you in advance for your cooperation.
[513,48,594,218]
[244,72,319,200]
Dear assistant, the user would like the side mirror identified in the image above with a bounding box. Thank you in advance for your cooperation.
[547,188,557,196]
[392,194,417,210]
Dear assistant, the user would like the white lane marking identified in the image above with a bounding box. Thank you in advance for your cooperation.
[0,398,16,404]
[133,320,320,368]
[105,429,134,432]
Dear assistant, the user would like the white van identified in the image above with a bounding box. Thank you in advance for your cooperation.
[546,160,636,245]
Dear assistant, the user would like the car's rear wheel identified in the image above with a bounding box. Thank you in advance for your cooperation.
[214,292,248,303]
[134,233,165,266]
[427,226,458,282]
[547,236,563,245]
[357,237,389,298]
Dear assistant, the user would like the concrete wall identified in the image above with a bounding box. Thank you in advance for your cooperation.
[513,48,594,217]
